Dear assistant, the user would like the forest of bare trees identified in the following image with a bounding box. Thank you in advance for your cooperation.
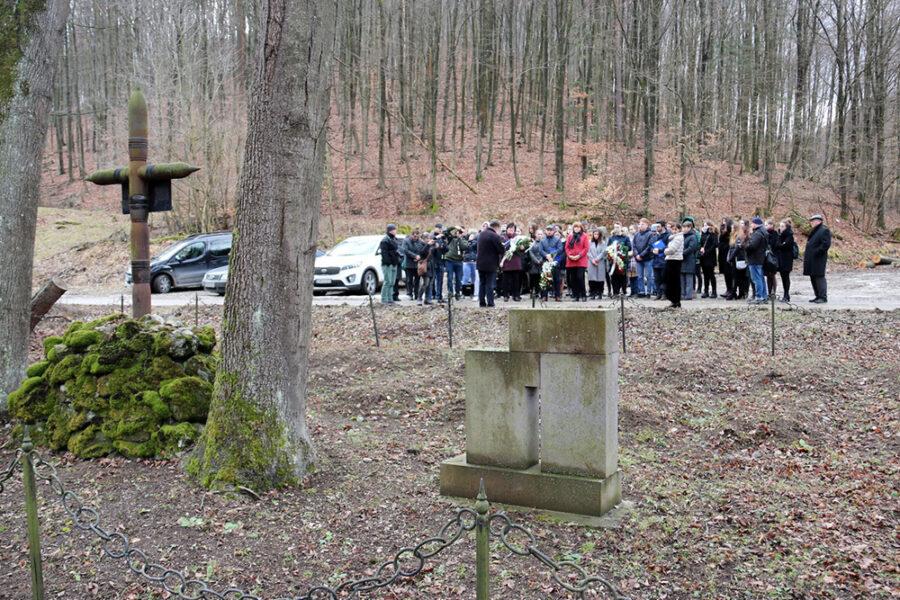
[51,0,899,232]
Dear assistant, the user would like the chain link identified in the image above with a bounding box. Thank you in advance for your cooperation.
[489,512,628,599]
[0,450,22,494]
[29,450,627,599]
[296,507,478,599]
[30,451,262,600]
[29,450,484,599]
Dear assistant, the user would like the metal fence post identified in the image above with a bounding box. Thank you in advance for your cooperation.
[619,294,626,354]
[770,293,776,356]
[195,292,199,327]
[475,479,490,600]
[120,294,124,314]
[447,293,453,349]
[21,428,45,600]
[368,294,380,347]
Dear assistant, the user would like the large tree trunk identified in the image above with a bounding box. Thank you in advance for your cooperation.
[192,0,336,490]
[0,0,69,411]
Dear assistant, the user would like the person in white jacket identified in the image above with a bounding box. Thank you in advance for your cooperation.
[663,222,686,308]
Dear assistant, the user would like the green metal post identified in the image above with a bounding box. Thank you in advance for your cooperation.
[21,428,45,600]
[770,293,776,356]
[475,479,490,600]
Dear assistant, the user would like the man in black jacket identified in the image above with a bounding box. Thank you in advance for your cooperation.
[746,217,769,303]
[401,230,426,300]
[379,224,402,304]
[803,214,832,303]
[476,220,505,307]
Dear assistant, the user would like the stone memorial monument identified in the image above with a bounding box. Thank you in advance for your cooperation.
[440,308,621,517]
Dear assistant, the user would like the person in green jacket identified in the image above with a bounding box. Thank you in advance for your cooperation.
[443,226,468,300]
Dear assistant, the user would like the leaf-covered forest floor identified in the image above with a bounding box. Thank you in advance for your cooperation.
[1,303,898,599]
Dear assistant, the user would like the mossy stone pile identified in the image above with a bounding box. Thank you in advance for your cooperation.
[8,314,218,459]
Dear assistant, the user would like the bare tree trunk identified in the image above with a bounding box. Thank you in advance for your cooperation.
[193,0,336,489]
[553,0,570,193]
[0,0,69,410]
[784,0,819,181]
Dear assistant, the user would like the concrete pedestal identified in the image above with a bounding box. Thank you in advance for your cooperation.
[441,308,623,518]
[440,454,622,517]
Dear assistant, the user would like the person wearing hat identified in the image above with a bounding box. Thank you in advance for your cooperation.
[443,226,468,301]
[744,217,769,303]
[803,214,831,303]
[379,224,402,304]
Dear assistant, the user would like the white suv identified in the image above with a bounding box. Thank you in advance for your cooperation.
[313,235,403,295]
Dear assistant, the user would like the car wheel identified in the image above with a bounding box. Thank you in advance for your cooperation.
[362,269,379,296]
[152,274,173,294]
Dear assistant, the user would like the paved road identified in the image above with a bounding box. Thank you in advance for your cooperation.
[58,269,900,311]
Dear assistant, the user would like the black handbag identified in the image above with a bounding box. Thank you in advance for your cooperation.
[764,245,779,273]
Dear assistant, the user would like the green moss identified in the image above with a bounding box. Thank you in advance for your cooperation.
[42,336,63,357]
[85,313,125,329]
[194,325,217,353]
[12,315,217,460]
[160,376,212,422]
[46,344,68,363]
[95,338,133,367]
[183,353,218,382]
[103,403,159,443]
[63,321,84,336]
[46,403,77,450]
[138,390,171,420]
[113,437,159,458]
[0,0,49,118]
[7,377,55,422]
[67,425,114,458]
[146,355,185,384]
[26,360,49,378]
[159,422,202,455]
[125,332,154,354]
[64,328,102,349]
[190,372,301,490]
[70,373,105,412]
[47,354,81,385]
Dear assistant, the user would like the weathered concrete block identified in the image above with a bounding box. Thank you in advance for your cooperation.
[440,454,622,517]
[465,349,540,469]
[540,352,618,478]
[508,308,618,355]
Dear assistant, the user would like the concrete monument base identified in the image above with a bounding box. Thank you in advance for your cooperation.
[440,454,622,517]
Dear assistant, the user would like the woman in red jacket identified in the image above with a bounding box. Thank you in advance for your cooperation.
[565,221,590,301]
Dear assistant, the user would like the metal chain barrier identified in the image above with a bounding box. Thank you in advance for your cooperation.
[298,507,478,599]
[30,451,260,600]
[28,450,488,599]
[489,512,628,600]
[0,450,22,494]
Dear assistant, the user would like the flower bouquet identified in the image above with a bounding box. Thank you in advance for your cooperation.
[539,260,555,291]
[501,235,532,267]
[606,241,628,275]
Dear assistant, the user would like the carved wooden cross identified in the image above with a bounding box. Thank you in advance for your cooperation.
[86,89,199,317]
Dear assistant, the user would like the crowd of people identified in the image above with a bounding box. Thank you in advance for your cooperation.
[378,213,833,309]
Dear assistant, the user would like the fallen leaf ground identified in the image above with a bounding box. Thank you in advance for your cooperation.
[1,302,898,599]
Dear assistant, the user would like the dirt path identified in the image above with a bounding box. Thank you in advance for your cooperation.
[58,269,900,311]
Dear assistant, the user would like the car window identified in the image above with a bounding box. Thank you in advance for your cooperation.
[208,237,231,258]
[175,241,205,261]
[328,238,379,257]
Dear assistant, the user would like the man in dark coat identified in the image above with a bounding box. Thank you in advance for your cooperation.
[803,214,832,303]
[379,224,402,304]
[746,217,769,303]
[476,220,505,307]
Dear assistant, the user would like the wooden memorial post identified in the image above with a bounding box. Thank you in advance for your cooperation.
[86,89,199,317]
